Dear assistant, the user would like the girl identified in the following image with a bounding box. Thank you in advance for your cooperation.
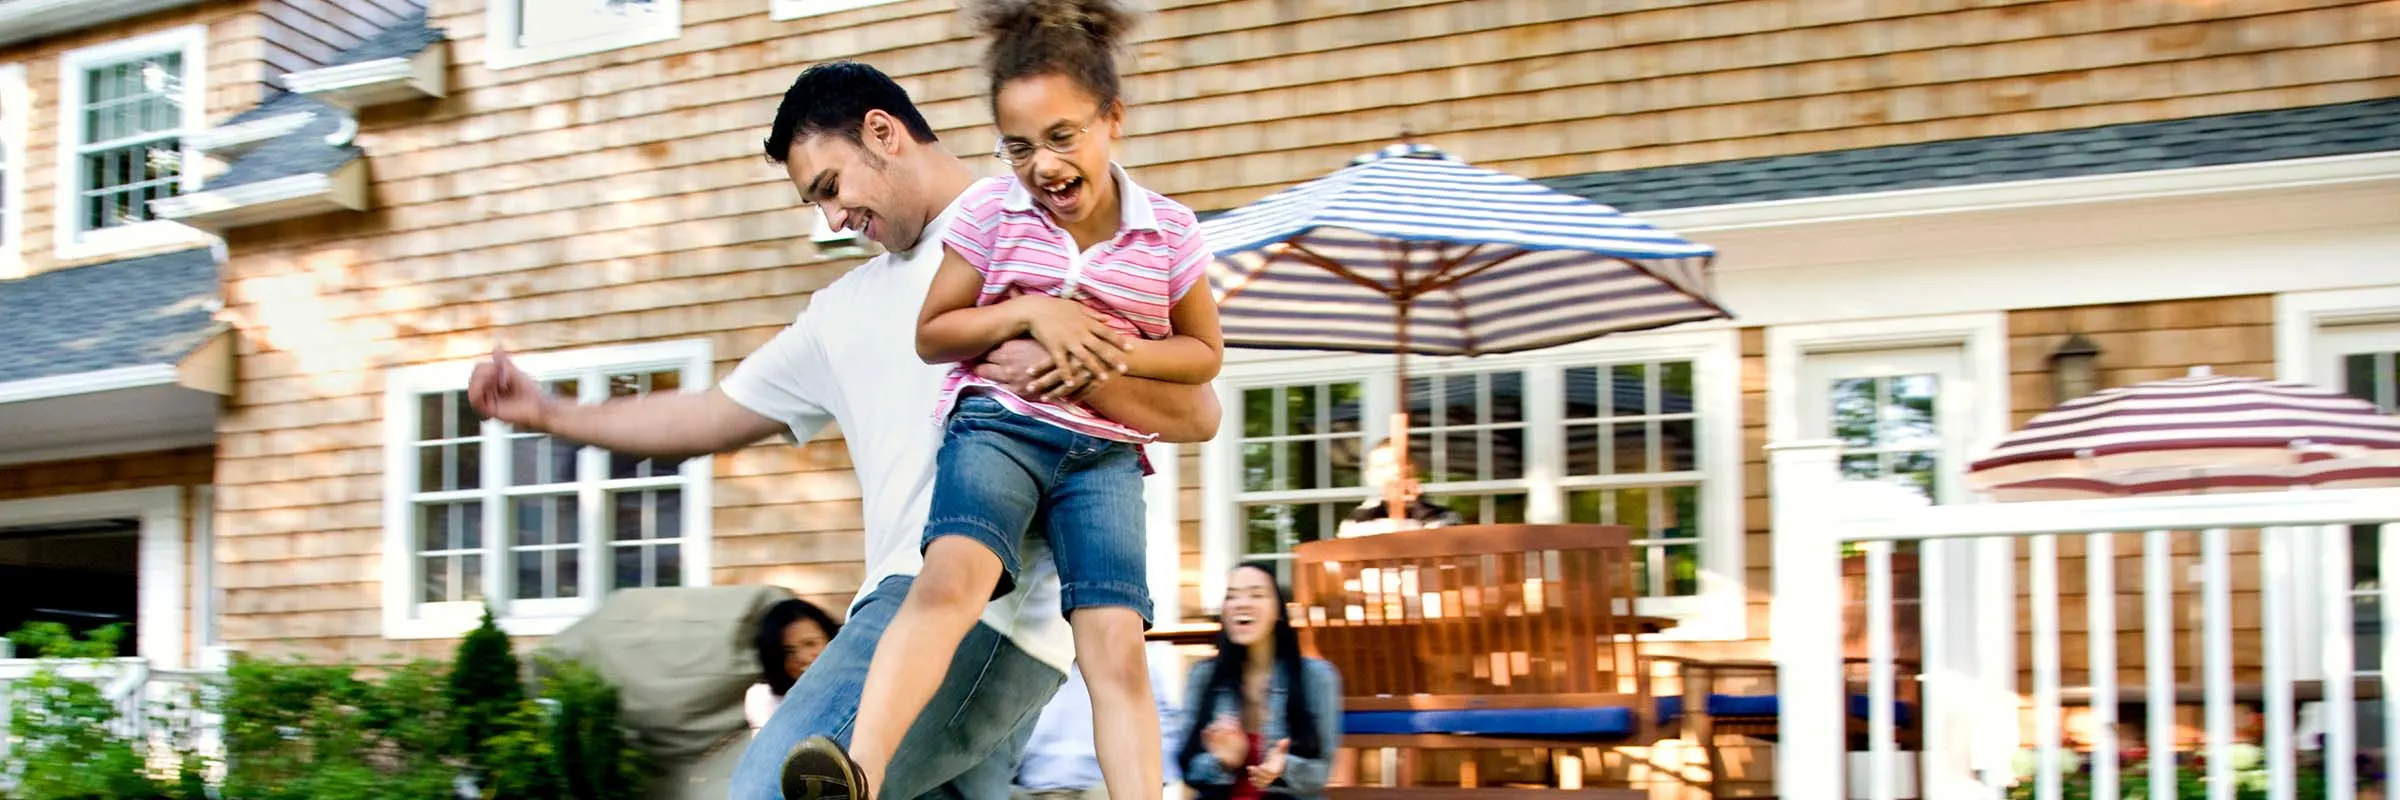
[780,2,1223,799]
[1180,562,1344,799]
[745,598,841,732]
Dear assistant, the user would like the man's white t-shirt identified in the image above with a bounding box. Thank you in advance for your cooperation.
[718,193,1075,674]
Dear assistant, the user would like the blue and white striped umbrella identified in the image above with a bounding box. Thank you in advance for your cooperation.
[1202,144,1728,356]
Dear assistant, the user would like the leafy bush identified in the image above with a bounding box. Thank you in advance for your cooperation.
[4,608,651,800]
[218,656,459,800]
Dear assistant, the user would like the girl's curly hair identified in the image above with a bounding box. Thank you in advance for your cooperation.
[963,0,1140,110]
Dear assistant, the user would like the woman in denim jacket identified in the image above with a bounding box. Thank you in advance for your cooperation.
[1178,562,1344,799]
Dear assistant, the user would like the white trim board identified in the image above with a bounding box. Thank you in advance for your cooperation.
[52,25,215,262]
[1644,151,2400,234]
[151,162,371,233]
[281,44,446,111]
[0,364,180,404]
[0,0,205,48]
[0,487,186,668]
[770,0,904,20]
[0,62,25,279]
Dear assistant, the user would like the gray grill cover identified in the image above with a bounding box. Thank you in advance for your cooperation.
[541,585,795,766]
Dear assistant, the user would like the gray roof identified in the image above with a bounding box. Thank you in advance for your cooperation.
[208,91,363,190]
[207,11,445,189]
[318,8,443,69]
[1195,98,2400,220]
[1540,97,2400,213]
[0,248,223,384]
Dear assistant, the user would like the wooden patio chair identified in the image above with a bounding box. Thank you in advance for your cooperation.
[1655,656,1924,799]
[1289,523,1665,796]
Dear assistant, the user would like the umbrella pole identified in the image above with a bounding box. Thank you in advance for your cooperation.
[1389,301,1413,522]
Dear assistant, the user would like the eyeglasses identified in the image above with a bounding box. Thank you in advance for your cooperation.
[992,113,1102,166]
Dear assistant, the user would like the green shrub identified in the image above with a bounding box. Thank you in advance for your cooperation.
[217,656,459,800]
[446,606,526,775]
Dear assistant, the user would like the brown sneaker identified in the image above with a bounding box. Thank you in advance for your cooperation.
[779,735,870,800]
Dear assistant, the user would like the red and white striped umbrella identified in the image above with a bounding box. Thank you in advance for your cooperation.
[1967,367,2400,498]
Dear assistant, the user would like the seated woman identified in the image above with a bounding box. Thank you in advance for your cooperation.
[746,597,841,731]
[1179,562,1343,799]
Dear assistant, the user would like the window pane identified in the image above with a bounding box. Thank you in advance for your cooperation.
[1241,388,1274,438]
[1327,382,1363,433]
[416,442,481,492]
[1243,502,1341,557]
[1287,383,1321,436]
[1883,374,1940,450]
[517,0,666,49]
[1659,419,1696,472]
[1566,424,1600,476]
[512,435,580,486]
[2346,352,2396,411]
[1831,377,1877,447]
[1659,362,1694,413]
[1241,442,1273,492]
[419,393,448,440]
[1611,364,1646,415]
[511,494,579,547]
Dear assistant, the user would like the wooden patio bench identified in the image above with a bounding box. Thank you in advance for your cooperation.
[1289,523,1666,798]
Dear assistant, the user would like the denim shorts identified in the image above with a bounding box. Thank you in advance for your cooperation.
[926,392,1153,625]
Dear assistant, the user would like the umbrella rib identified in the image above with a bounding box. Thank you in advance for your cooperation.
[1418,248,1530,296]
[1285,241,1395,297]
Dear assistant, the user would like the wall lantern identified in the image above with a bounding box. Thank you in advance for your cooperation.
[2050,332,2102,405]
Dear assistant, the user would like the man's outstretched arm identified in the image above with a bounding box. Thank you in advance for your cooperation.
[469,347,787,461]
[978,339,1222,443]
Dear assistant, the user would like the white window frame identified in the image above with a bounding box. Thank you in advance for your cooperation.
[380,339,716,640]
[1198,327,1748,641]
[0,487,185,669]
[2276,284,2400,681]
[0,62,26,279]
[53,26,211,262]
[1770,313,2009,507]
[770,0,904,21]
[485,0,683,70]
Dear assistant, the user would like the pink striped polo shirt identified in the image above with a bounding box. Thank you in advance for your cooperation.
[936,163,1209,444]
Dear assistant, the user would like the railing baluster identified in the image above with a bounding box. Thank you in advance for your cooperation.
[2263,526,2295,800]
[2144,529,2177,794]
[2031,532,2063,800]
[2383,521,2399,800]
[2322,524,2358,800]
[2202,527,2234,800]
[2087,532,2120,800]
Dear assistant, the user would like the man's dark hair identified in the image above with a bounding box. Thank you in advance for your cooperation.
[761,61,939,164]
[964,0,1137,111]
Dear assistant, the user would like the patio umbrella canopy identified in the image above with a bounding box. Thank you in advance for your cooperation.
[1967,366,2400,500]
[1202,143,1728,518]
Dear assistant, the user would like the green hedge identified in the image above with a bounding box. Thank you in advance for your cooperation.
[2,610,648,800]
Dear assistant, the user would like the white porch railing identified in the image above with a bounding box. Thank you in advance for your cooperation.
[1772,439,2400,799]
[0,650,231,791]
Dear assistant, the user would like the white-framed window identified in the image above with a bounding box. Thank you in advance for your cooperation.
[0,62,26,279]
[1767,313,2010,505]
[770,0,905,21]
[54,26,210,262]
[1199,327,1748,640]
[380,340,716,640]
[2278,285,2400,679]
[485,0,682,70]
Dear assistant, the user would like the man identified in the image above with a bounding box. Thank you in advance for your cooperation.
[1011,651,1184,800]
[466,60,1219,799]
[1334,441,1464,538]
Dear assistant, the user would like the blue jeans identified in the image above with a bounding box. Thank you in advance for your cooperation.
[927,393,1153,624]
[730,575,1065,799]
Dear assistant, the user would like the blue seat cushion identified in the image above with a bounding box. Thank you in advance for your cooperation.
[1343,706,1636,738]
[1653,694,1914,726]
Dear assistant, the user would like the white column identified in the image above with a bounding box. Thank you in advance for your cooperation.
[1769,439,1847,797]
[1145,442,1183,625]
